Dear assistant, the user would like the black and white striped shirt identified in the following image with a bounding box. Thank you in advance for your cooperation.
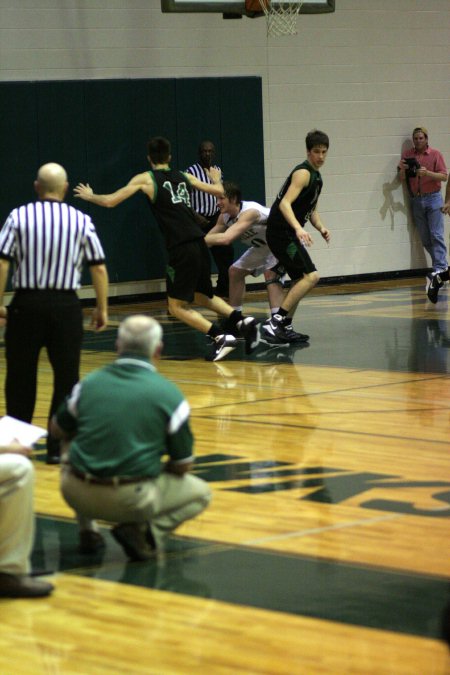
[185,162,221,218]
[0,200,106,290]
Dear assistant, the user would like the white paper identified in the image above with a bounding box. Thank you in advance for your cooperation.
[0,416,47,446]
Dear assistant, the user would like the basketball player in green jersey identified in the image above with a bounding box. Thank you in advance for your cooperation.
[264,129,331,345]
[74,136,258,361]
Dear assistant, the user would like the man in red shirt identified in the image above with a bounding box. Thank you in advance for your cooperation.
[398,126,448,296]
[427,174,450,303]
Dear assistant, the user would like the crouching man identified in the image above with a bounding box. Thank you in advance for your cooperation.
[51,315,211,560]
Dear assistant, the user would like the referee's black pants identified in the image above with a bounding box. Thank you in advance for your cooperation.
[202,213,234,297]
[5,290,83,444]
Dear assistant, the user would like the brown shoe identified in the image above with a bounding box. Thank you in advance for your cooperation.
[111,523,155,561]
[78,530,106,554]
[0,573,54,598]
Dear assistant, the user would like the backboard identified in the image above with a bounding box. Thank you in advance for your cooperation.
[161,0,334,16]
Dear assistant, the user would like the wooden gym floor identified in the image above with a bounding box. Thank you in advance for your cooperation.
[1,278,449,674]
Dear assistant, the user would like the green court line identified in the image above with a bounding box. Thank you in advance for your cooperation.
[33,515,449,641]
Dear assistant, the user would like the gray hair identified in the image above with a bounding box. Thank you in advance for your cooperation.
[117,315,163,359]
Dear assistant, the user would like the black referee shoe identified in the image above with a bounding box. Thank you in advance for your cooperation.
[46,437,61,465]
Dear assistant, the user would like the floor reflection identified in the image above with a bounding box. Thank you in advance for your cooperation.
[81,283,450,373]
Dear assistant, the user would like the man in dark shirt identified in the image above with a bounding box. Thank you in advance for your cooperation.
[75,137,258,362]
[0,163,109,463]
[265,130,331,345]
[186,140,234,297]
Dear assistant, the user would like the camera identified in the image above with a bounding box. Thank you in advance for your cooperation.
[403,157,420,177]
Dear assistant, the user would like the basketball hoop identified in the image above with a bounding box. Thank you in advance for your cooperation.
[259,0,303,37]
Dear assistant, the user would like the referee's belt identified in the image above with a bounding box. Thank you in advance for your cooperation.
[68,464,154,486]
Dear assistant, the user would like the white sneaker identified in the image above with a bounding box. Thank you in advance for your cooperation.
[236,317,260,354]
[427,273,444,304]
[206,334,238,362]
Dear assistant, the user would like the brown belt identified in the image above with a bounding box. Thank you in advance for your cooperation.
[411,190,441,198]
[68,465,154,486]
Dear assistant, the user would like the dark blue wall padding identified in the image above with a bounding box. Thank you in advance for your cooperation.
[0,77,264,284]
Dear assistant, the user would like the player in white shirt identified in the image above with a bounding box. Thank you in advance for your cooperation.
[205,182,308,343]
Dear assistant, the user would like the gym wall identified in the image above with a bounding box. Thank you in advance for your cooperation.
[0,76,264,290]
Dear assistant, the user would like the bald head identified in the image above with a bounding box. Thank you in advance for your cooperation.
[34,163,68,201]
[116,315,163,360]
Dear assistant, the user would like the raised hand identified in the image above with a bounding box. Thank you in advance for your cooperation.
[206,167,222,184]
[74,183,94,201]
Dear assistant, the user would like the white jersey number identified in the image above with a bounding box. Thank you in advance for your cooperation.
[163,181,191,208]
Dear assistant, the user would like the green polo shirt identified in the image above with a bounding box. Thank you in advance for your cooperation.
[56,354,193,478]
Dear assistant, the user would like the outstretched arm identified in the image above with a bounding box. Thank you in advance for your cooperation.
[205,209,259,247]
[184,169,224,198]
[74,171,154,207]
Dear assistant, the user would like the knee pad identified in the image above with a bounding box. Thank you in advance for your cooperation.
[265,276,283,287]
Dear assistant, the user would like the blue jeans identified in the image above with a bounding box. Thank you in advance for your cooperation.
[410,191,447,273]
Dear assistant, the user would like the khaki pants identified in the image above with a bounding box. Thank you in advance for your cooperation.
[0,455,35,575]
[61,467,211,549]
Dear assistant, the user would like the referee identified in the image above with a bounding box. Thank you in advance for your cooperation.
[186,141,233,297]
[0,163,108,464]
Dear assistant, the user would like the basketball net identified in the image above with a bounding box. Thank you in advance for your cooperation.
[259,0,303,36]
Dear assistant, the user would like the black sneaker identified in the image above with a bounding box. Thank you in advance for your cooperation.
[261,318,309,344]
[282,321,310,343]
[260,318,290,345]
[46,436,61,464]
[46,452,61,465]
[236,317,260,354]
[427,273,443,304]
[206,334,238,362]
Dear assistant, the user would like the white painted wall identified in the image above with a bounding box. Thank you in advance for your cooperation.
[1,0,449,280]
